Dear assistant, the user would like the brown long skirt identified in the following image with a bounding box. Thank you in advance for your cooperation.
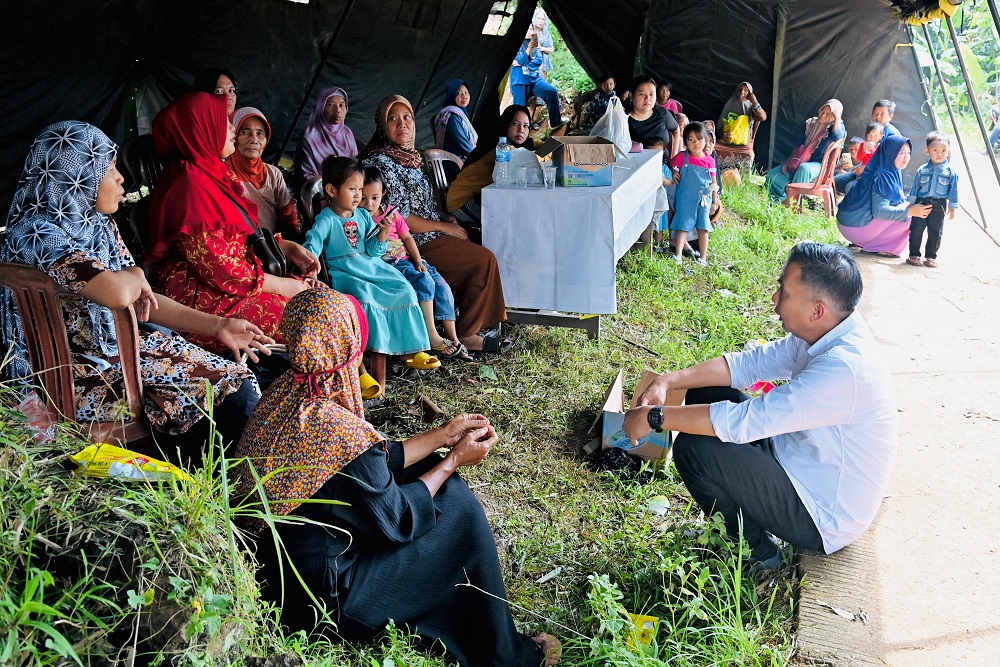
[418,235,507,338]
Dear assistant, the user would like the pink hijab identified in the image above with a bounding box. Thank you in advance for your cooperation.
[298,86,358,179]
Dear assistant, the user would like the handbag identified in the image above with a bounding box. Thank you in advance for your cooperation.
[783,144,813,176]
[248,227,288,277]
[223,191,288,277]
[722,112,750,146]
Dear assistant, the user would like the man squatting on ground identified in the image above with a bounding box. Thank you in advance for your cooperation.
[624,242,898,568]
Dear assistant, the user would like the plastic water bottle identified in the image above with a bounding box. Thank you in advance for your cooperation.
[495,136,511,188]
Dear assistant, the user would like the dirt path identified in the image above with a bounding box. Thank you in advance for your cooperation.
[794,149,1000,664]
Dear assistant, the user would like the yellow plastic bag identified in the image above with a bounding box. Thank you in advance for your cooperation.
[626,612,660,656]
[722,112,750,146]
[69,443,190,482]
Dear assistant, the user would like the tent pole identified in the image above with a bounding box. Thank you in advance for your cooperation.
[986,0,1000,44]
[274,0,357,161]
[906,27,939,130]
[946,15,1000,228]
[768,5,787,167]
[922,23,989,231]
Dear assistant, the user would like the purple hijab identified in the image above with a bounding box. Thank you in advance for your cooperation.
[298,86,358,179]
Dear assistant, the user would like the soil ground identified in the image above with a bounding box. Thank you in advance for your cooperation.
[794,146,1000,664]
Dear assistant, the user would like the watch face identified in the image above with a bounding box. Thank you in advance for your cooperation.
[648,408,663,430]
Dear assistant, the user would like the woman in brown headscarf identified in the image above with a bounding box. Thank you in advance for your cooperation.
[360,95,511,355]
[233,288,559,667]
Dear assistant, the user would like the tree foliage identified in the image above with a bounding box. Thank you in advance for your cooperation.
[915,3,1000,111]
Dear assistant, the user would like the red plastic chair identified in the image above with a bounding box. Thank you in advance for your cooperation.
[0,262,149,446]
[784,140,844,218]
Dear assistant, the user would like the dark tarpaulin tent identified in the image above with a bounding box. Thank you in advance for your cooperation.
[0,0,536,212]
[546,0,936,172]
[1,0,934,212]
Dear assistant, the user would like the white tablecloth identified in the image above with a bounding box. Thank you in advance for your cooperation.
[481,149,662,314]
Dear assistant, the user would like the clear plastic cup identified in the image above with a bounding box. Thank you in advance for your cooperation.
[515,166,528,188]
[543,165,557,189]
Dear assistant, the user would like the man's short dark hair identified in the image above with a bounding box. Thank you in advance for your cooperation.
[873,99,896,115]
[787,243,863,314]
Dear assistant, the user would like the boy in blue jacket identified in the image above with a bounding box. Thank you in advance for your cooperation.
[906,131,958,268]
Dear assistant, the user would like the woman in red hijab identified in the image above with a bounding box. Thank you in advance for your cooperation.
[147,92,319,354]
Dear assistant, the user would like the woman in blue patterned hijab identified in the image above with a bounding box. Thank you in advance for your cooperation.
[1,121,272,460]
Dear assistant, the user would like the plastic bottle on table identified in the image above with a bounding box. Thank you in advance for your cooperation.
[495,136,511,188]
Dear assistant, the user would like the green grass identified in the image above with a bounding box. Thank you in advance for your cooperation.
[547,23,594,100]
[0,176,839,666]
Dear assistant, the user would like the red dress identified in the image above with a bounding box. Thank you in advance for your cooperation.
[147,92,291,355]
[151,228,289,354]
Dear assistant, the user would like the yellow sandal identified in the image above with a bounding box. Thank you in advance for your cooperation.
[405,351,441,370]
[359,373,382,400]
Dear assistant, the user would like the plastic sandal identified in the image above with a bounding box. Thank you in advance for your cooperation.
[359,372,382,400]
[906,257,922,267]
[405,351,442,370]
[432,340,474,361]
[923,258,938,268]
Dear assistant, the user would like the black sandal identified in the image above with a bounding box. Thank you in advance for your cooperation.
[478,335,514,355]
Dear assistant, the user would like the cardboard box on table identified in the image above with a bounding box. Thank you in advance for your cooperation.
[534,136,626,187]
[585,369,687,462]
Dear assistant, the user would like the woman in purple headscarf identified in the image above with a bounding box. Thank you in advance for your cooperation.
[295,86,359,183]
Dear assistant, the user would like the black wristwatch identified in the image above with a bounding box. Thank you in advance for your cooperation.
[647,406,664,433]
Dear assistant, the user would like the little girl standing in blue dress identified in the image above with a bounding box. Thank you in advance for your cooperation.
[305,157,437,367]
[667,122,718,266]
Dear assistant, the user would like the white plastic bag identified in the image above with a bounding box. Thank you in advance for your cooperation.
[590,97,631,156]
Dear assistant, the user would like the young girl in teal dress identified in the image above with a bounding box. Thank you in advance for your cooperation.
[305,157,436,364]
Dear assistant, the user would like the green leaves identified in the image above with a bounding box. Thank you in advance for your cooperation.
[1,567,82,666]
[959,41,986,91]
[126,588,153,610]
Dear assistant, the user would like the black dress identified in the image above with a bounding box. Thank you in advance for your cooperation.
[254,441,544,667]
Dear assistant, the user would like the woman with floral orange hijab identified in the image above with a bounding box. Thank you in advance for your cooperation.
[233,288,559,666]
[147,92,318,354]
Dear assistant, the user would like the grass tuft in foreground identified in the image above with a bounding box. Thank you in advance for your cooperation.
[1,176,837,665]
